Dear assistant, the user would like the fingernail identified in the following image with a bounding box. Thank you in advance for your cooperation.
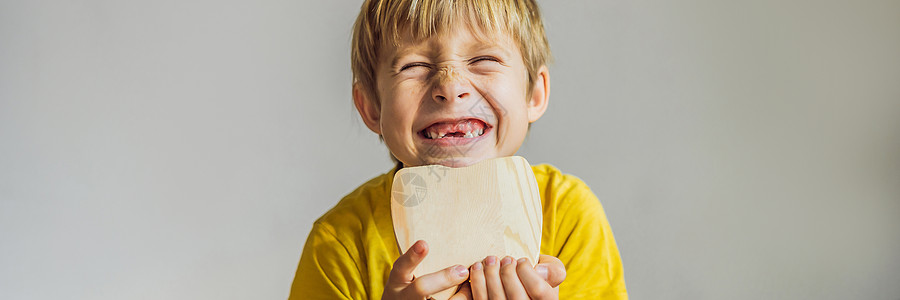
[517,258,529,265]
[472,262,483,271]
[535,265,549,280]
[500,257,513,266]
[454,265,469,277]
[414,241,426,254]
[485,256,497,266]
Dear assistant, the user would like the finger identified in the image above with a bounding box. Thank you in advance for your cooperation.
[469,262,487,300]
[483,256,506,300]
[516,258,553,299]
[499,256,528,299]
[405,264,469,298]
[449,281,474,300]
[536,255,567,288]
[388,240,428,285]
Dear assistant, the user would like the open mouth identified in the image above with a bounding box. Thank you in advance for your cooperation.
[419,118,490,140]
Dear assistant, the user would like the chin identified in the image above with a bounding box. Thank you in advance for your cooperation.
[418,155,495,168]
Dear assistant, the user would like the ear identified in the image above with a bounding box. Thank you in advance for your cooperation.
[527,65,550,123]
[353,83,382,135]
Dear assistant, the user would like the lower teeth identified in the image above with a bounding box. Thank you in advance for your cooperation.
[427,132,482,139]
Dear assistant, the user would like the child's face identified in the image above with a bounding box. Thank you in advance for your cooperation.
[355,24,549,168]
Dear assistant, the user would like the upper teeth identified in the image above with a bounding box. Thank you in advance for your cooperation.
[426,128,484,139]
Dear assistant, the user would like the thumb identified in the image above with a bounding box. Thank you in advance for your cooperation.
[388,240,429,285]
[535,255,567,288]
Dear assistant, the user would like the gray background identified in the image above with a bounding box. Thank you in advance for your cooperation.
[1,0,898,299]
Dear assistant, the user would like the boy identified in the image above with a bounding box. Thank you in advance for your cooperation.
[290,0,627,299]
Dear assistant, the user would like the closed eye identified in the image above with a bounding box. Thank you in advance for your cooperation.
[399,62,432,72]
[469,56,501,64]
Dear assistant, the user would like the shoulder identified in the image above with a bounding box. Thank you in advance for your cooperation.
[531,163,599,209]
[531,164,628,298]
[531,163,590,190]
[314,168,396,238]
[294,169,399,299]
[531,163,610,243]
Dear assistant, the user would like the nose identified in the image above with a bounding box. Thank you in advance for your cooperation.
[431,66,471,102]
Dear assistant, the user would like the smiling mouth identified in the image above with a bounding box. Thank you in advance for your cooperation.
[420,119,489,140]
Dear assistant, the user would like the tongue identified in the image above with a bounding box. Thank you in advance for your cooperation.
[427,119,486,136]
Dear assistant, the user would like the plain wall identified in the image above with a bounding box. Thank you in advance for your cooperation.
[1,0,898,299]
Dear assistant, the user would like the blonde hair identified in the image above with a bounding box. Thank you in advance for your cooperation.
[351,0,552,100]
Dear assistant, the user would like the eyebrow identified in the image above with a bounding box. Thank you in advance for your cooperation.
[467,43,511,58]
[388,39,512,69]
[389,48,416,70]
[464,33,515,56]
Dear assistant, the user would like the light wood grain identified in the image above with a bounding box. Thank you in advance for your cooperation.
[391,156,543,300]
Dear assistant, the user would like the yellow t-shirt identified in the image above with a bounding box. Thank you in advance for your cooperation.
[290,164,628,299]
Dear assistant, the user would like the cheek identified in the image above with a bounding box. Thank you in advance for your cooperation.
[481,77,528,121]
[378,104,415,159]
[479,76,531,152]
[502,105,531,137]
[378,86,426,142]
[395,80,424,96]
[380,104,412,134]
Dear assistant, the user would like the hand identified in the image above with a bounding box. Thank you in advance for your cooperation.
[382,240,473,300]
[467,255,566,300]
